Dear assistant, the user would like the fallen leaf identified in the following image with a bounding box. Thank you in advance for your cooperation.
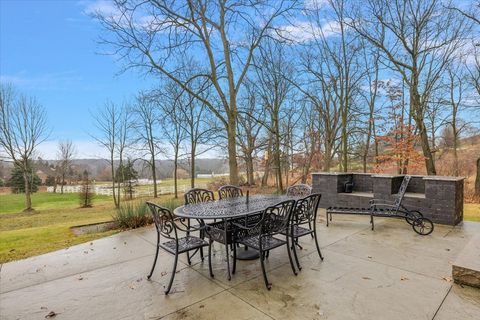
[362,277,372,280]
[442,277,452,282]
[400,277,409,281]
[9,249,15,252]
[45,311,57,318]
[367,256,373,259]
[199,305,205,309]
[78,276,84,281]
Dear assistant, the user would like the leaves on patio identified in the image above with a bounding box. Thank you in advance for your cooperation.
[45,311,58,318]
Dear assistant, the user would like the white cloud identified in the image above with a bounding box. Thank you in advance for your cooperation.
[37,140,109,160]
[276,19,343,44]
[82,0,119,17]
[0,71,83,90]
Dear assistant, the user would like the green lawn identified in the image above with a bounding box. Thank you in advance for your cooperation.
[0,192,180,263]
[464,203,480,222]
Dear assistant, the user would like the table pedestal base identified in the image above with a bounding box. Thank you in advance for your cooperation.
[233,246,260,260]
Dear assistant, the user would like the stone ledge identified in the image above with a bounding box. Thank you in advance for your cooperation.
[452,234,480,288]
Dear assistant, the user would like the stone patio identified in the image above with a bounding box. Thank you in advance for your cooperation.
[1,211,480,319]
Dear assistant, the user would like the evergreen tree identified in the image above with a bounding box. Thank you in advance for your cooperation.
[8,162,41,194]
[79,170,94,208]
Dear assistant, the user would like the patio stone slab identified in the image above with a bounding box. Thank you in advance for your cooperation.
[434,284,480,320]
[0,231,157,293]
[230,249,451,320]
[452,234,480,288]
[325,219,470,279]
[0,255,223,320]
[160,291,272,320]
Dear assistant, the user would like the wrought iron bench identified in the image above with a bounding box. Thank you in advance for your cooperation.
[326,175,434,235]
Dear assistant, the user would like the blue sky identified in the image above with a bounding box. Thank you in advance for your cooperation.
[0,0,154,158]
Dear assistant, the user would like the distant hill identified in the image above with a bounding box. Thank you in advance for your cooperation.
[0,158,229,181]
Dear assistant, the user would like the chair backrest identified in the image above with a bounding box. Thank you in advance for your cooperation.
[218,185,243,199]
[286,184,312,197]
[261,200,296,237]
[292,193,321,225]
[393,176,411,209]
[146,202,177,240]
[184,188,215,205]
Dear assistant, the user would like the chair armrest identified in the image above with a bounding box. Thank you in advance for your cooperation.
[174,218,205,233]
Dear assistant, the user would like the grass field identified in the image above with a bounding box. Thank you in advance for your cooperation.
[0,191,181,263]
[464,203,480,222]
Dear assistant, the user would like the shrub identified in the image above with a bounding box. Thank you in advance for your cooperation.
[113,201,152,229]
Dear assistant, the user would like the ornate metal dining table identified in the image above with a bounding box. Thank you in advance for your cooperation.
[174,194,296,280]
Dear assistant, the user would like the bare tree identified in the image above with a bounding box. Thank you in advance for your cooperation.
[57,140,76,194]
[237,80,267,185]
[131,93,162,197]
[92,101,130,208]
[348,0,472,175]
[0,85,49,211]
[157,82,187,198]
[93,0,297,184]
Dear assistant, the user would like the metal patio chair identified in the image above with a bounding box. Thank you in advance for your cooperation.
[233,199,297,290]
[326,176,434,235]
[280,193,323,271]
[286,184,312,197]
[218,185,243,199]
[184,188,216,263]
[146,202,210,294]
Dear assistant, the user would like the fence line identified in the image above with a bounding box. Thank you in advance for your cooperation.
[46,184,208,198]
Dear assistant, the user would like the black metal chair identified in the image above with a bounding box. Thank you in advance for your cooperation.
[286,184,312,197]
[233,200,297,290]
[281,193,323,271]
[218,185,243,199]
[184,188,215,263]
[146,202,211,294]
[286,183,314,239]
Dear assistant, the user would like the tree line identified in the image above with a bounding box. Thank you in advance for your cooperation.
[1,0,480,211]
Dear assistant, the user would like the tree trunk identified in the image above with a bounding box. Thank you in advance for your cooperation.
[151,155,158,198]
[174,151,178,198]
[23,170,33,211]
[411,77,436,175]
[61,174,65,194]
[246,154,255,185]
[475,158,480,195]
[274,119,283,192]
[191,141,196,188]
[227,114,239,185]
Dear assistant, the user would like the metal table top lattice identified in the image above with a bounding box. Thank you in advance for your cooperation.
[174,194,295,220]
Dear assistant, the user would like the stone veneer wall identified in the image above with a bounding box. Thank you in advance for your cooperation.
[312,172,464,225]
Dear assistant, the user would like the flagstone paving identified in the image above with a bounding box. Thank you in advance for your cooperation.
[1,212,479,319]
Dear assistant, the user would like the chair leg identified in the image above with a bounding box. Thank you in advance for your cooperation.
[165,252,179,295]
[148,232,160,280]
[200,247,204,261]
[291,236,302,271]
[308,221,314,238]
[208,240,214,278]
[232,242,237,275]
[326,211,329,227]
[186,251,192,265]
[147,244,160,280]
[286,236,298,276]
[313,230,324,261]
[370,215,375,230]
[260,250,272,290]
